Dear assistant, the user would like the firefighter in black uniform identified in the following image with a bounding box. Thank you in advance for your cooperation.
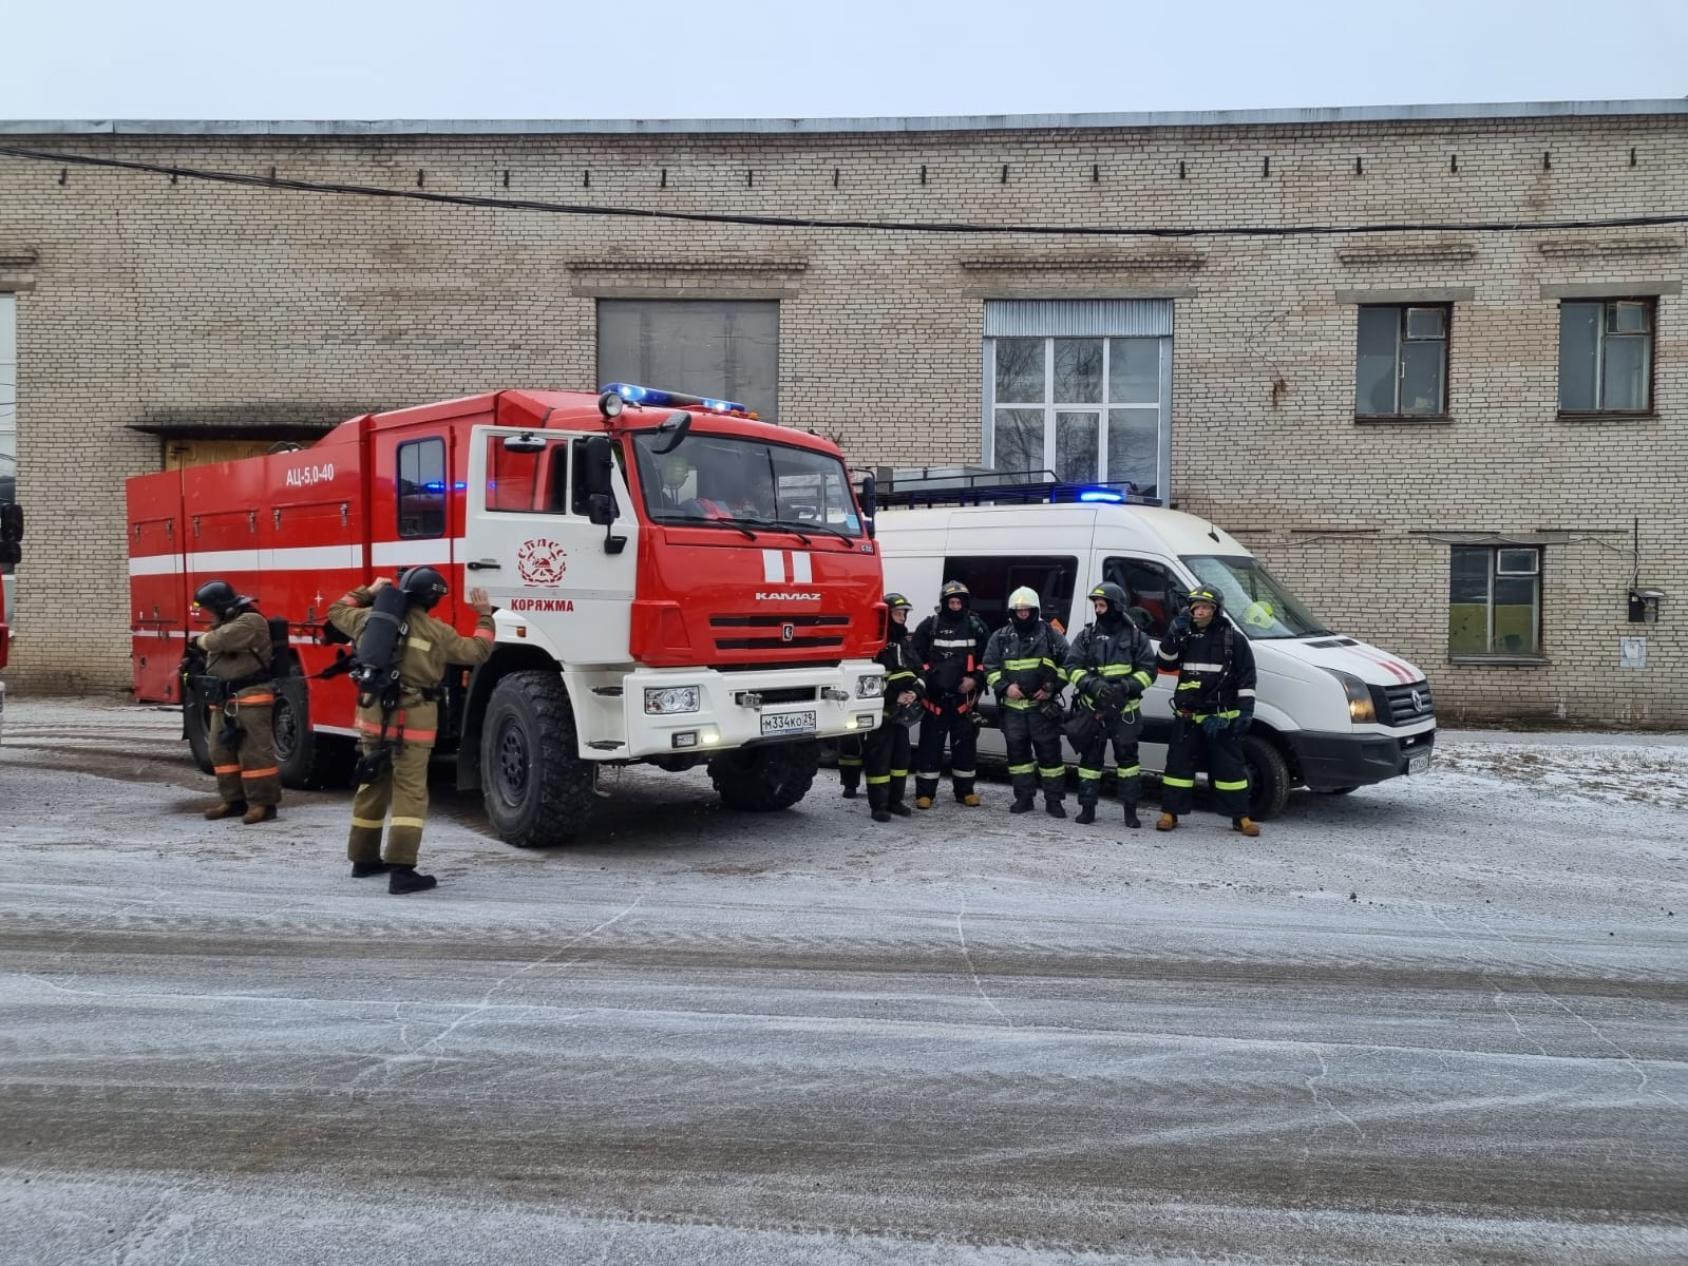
[862,592,923,822]
[1155,584,1261,836]
[1064,582,1158,829]
[911,580,990,809]
[984,585,1071,817]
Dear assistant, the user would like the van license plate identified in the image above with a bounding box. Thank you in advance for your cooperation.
[1407,752,1432,775]
[762,710,816,737]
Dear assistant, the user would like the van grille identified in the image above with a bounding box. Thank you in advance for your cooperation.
[1370,680,1435,726]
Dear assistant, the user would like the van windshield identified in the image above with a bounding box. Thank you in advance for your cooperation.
[1181,555,1332,640]
[631,431,863,539]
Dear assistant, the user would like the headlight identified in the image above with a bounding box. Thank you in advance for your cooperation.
[1325,669,1376,724]
[856,675,885,699]
[644,686,701,715]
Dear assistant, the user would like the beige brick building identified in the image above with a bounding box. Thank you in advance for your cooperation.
[0,101,1683,724]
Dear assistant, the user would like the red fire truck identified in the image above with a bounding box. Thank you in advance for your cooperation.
[126,385,888,846]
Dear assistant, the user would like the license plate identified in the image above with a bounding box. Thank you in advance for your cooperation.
[761,710,816,737]
[1407,752,1432,775]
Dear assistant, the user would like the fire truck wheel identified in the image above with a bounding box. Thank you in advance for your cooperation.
[708,740,819,812]
[273,677,354,790]
[183,694,216,776]
[480,669,595,848]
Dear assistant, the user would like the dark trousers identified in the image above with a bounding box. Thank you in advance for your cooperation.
[863,719,912,812]
[915,704,978,801]
[1078,708,1144,810]
[1162,715,1251,818]
[1002,705,1066,805]
[838,735,865,791]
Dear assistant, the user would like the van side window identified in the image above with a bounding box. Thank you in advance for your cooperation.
[1102,556,1184,638]
[942,556,1079,634]
[397,437,447,538]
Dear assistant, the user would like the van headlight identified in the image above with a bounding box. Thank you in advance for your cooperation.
[1325,669,1376,723]
[644,686,701,715]
[856,675,885,699]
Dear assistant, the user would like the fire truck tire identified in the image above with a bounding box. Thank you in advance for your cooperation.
[480,670,595,848]
[273,677,354,790]
[183,694,216,776]
[708,740,819,812]
[1240,733,1292,821]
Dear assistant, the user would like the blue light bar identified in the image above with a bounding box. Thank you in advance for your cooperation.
[599,382,748,415]
[1077,488,1125,503]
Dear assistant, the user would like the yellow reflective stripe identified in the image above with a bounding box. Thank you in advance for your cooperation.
[1077,768,1103,780]
[1004,658,1042,670]
[1119,764,1142,776]
[405,637,433,652]
[890,768,909,778]
[1132,670,1155,688]
[866,775,891,785]
[1162,776,1196,788]
[1007,762,1036,774]
[1037,766,1066,778]
[390,816,426,829]
[1177,681,1202,691]
[838,757,863,766]
[985,671,1004,686]
[1004,698,1033,710]
[1213,779,1249,791]
[351,817,385,829]
[886,670,916,682]
[1099,665,1133,677]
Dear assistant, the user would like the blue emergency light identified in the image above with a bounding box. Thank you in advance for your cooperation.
[1077,488,1126,503]
[599,382,750,415]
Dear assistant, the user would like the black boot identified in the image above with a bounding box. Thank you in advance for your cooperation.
[1009,795,1035,815]
[868,787,892,824]
[388,866,438,895]
[1123,806,1142,829]
[351,860,393,878]
[1075,804,1096,825]
[841,781,860,799]
[1045,800,1067,819]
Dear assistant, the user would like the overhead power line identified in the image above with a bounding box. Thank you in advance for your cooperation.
[1,142,1685,239]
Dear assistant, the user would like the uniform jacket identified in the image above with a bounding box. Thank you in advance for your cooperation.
[197,610,273,701]
[911,609,990,699]
[1156,615,1257,716]
[329,586,495,747]
[984,619,1070,710]
[1065,617,1157,714]
[875,626,924,714]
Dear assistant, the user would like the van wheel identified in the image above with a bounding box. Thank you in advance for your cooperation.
[184,693,215,775]
[480,670,596,847]
[710,741,818,811]
[273,677,354,790]
[1241,734,1291,821]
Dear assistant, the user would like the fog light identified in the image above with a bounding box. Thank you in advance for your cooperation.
[700,727,720,745]
[856,713,878,730]
[645,685,701,715]
[672,731,698,749]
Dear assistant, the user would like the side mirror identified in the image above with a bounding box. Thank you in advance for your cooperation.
[859,474,877,540]
[584,435,615,499]
[648,410,692,456]
[502,432,548,453]
[587,493,615,527]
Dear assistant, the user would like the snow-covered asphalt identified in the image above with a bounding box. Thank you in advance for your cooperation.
[1,699,1684,1264]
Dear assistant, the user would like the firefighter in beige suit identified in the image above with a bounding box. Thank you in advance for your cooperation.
[328,569,495,894]
[190,579,282,824]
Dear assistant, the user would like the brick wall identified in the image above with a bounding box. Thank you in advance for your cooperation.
[0,112,1682,722]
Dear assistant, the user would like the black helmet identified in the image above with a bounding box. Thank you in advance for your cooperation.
[1186,585,1224,613]
[884,592,912,611]
[399,566,449,610]
[939,580,970,609]
[193,578,253,619]
[1088,582,1129,619]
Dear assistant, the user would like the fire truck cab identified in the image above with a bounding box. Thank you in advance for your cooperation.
[127,386,887,847]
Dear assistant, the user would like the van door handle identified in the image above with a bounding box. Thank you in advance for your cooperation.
[466,559,502,571]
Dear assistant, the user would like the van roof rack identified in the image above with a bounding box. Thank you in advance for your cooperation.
[874,469,1163,510]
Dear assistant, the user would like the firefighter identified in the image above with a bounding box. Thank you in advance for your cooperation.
[862,592,923,822]
[1155,585,1261,837]
[189,579,281,824]
[984,586,1070,817]
[911,580,990,809]
[1064,582,1157,829]
[328,569,496,894]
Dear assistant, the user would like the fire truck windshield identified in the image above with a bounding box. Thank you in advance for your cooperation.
[631,431,864,538]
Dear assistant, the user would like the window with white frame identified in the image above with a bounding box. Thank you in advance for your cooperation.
[1449,545,1542,659]
[1558,299,1654,414]
[983,300,1171,499]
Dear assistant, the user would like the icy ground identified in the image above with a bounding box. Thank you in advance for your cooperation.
[0,699,1684,1265]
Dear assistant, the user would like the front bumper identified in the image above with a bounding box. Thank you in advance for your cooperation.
[1285,726,1436,790]
[620,661,885,760]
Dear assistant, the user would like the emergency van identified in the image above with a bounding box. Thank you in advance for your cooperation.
[874,479,1435,819]
[126,386,887,847]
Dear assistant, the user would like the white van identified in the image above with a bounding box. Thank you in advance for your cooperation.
[874,493,1435,819]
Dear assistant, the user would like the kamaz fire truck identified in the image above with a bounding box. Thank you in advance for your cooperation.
[126,386,888,846]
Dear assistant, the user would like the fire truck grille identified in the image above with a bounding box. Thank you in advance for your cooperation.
[710,613,849,653]
[709,615,850,628]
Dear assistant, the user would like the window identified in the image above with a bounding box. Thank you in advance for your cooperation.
[483,434,572,515]
[631,431,861,536]
[1558,300,1653,413]
[940,556,1080,635]
[983,301,1171,499]
[1101,557,1188,639]
[1356,305,1449,417]
[396,438,447,538]
[1181,555,1332,640]
[597,299,779,421]
[1449,546,1541,658]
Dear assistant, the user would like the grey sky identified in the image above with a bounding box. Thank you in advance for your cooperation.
[4,0,1685,120]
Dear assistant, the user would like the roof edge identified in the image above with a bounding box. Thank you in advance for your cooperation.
[4,99,1687,138]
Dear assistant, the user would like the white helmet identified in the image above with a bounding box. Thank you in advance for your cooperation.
[1008,586,1040,613]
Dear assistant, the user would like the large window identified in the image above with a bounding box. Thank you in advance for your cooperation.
[1558,299,1653,414]
[483,434,572,515]
[396,438,447,538]
[1449,546,1541,659]
[598,300,779,422]
[983,300,1171,499]
[1356,304,1449,418]
[941,555,1080,635]
[1182,555,1331,641]
[1101,556,1188,639]
[630,432,861,537]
